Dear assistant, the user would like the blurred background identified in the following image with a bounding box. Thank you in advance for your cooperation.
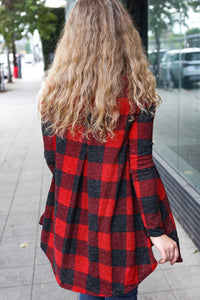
[0,1,200,299]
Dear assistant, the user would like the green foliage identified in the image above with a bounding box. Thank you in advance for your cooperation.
[20,0,57,40]
[167,33,181,41]
[0,0,57,48]
[40,7,65,71]
[0,5,25,47]
[167,33,184,49]
[149,0,189,39]
[193,249,199,253]
[0,0,58,82]
[189,0,200,11]
[186,27,200,35]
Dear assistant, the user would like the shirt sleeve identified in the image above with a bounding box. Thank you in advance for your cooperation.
[41,122,56,174]
[39,122,56,226]
[128,105,165,237]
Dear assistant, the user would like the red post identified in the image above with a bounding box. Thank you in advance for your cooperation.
[14,66,18,78]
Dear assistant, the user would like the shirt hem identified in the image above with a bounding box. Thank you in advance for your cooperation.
[40,243,158,297]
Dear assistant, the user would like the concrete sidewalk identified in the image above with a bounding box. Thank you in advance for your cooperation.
[0,63,200,300]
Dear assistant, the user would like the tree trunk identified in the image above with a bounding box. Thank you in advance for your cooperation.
[12,39,17,67]
[6,47,12,83]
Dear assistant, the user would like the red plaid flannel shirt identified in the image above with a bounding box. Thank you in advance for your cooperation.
[39,98,183,297]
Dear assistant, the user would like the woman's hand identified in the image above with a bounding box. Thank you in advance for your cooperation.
[149,234,179,265]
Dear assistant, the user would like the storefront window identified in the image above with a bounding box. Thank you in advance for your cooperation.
[148,1,200,192]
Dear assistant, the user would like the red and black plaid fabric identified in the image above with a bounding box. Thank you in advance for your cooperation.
[39,98,183,297]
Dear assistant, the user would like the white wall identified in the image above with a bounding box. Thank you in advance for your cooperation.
[65,0,77,21]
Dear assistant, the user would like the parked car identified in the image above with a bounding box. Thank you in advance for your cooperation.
[148,49,166,77]
[0,63,4,86]
[0,53,13,78]
[24,53,33,64]
[159,48,200,88]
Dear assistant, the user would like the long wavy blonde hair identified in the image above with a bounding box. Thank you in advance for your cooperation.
[38,0,161,142]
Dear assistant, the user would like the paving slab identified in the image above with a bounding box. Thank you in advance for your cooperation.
[2,221,37,238]
[7,212,38,225]
[33,263,57,284]
[173,287,200,300]
[0,265,33,288]
[0,248,35,268]
[0,215,7,241]
[164,266,200,290]
[138,269,172,294]
[0,235,36,251]
[0,285,32,300]
[32,282,78,300]
[138,291,177,300]
[35,246,49,266]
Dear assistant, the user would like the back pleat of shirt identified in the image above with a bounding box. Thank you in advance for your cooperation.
[39,97,183,297]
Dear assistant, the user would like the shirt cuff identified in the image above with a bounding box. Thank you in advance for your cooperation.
[145,227,165,237]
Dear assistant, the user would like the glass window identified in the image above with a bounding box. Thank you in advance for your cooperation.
[148,1,200,193]
[184,52,200,61]
[161,53,168,62]
[170,53,179,61]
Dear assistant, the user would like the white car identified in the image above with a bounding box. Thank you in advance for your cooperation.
[0,53,13,78]
[159,48,200,88]
[24,54,33,64]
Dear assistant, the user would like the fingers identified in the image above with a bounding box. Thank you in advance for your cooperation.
[159,257,167,264]
[158,249,169,264]
[169,248,174,261]
[150,234,180,265]
[170,245,179,265]
[159,242,179,265]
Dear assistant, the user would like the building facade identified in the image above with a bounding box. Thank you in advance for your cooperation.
[147,0,200,249]
[65,0,77,21]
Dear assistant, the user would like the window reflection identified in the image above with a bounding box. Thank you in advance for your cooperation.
[148,1,200,192]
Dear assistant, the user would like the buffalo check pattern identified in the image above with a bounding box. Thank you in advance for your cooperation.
[39,98,183,297]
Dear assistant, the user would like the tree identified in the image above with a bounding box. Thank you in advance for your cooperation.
[20,0,57,40]
[167,33,184,49]
[0,0,57,82]
[0,3,25,81]
[185,28,200,48]
[186,28,200,35]
[149,0,189,86]
[189,0,200,11]
[40,7,65,71]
